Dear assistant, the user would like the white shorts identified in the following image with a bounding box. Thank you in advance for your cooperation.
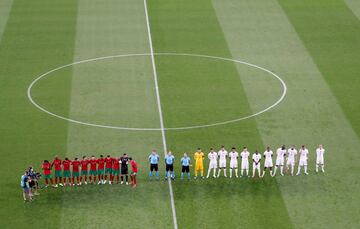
[264,159,273,168]
[299,158,307,166]
[253,163,260,170]
[316,157,324,165]
[219,160,226,168]
[209,161,217,169]
[286,158,295,166]
[230,161,238,168]
[276,158,284,166]
[241,161,249,169]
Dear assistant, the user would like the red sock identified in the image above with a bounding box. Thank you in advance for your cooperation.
[55,177,58,184]
[77,177,80,183]
[104,175,107,180]
[68,178,72,184]
[116,175,119,182]
[45,179,49,185]
[63,178,66,183]
[72,178,74,183]
[89,176,92,182]
[50,178,54,184]
[110,175,114,182]
[133,176,137,185]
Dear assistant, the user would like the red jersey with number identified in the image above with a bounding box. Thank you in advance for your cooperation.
[89,159,97,171]
[42,162,51,175]
[72,160,81,172]
[105,157,113,168]
[63,160,71,171]
[81,159,89,171]
[97,158,105,170]
[131,160,138,173]
[52,159,62,171]
[112,158,120,170]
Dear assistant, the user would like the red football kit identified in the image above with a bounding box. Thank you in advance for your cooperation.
[131,160,138,173]
[105,157,113,168]
[81,159,89,171]
[97,158,105,170]
[42,162,51,175]
[52,159,62,171]
[112,158,120,170]
[63,160,71,171]
[72,160,81,172]
[89,159,97,171]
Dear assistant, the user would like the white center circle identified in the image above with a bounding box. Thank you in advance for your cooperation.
[27,53,287,131]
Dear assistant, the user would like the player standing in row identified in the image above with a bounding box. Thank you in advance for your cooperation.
[71,158,81,186]
[181,153,191,180]
[129,157,138,187]
[297,145,309,175]
[62,158,72,186]
[286,145,297,176]
[104,155,113,184]
[80,156,88,185]
[149,150,160,180]
[273,145,286,176]
[229,147,239,178]
[206,148,217,178]
[120,154,129,185]
[51,156,63,187]
[42,160,53,187]
[217,146,228,178]
[240,147,250,177]
[262,147,273,177]
[111,156,120,184]
[316,144,325,173]
[89,156,97,184]
[97,155,105,184]
[165,151,175,180]
[252,150,261,178]
[194,148,205,179]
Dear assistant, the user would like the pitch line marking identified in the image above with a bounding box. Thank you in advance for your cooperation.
[27,53,287,131]
[143,0,178,229]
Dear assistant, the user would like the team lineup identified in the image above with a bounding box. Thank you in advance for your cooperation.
[150,144,326,180]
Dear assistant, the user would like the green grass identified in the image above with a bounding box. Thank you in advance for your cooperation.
[0,0,360,228]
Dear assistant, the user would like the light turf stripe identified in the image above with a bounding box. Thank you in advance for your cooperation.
[213,0,360,228]
[143,1,178,229]
[0,0,14,43]
[345,0,360,20]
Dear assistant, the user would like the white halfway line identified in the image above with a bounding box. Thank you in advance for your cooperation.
[143,0,178,229]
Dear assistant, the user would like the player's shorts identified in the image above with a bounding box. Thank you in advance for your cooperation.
[299,158,307,166]
[23,187,29,194]
[150,164,158,172]
[253,162,261,170]
[44,174,52,179]
[264,159,273,168]
[121,167,128,175]
[63,170,71,178]
[182,166,190,173]
[89,170,97,176]
[81,170,88,176]
[97,169,104,175]
[241,161,249,169]
[72,172,79,177]
[219,160,226,168]
[105,168,112,174]
[276,158,284,166]
[112,169,120,176]
[230,161,238,169]
[55,170,62,177]
[286,159,295,166]
[316,157,324,165]
[166,164,174,172]
[195,163,203,171]
[209,161,217,169]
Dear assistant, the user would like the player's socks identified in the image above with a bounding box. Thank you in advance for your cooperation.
[164,171,168,179]
[273,167,277,176]
[187,173,191,180]
[171,171,175,179]
[296,166,301,175]
[217,169,220,177]
[241,169,244,177]
[229,169,232,178]
[155,171,159,179]
[246,169,249,177]
[304,166,308,175]
[316,164,319,173]
[280,166,284,176]
[200,170,204,177]
[223,169,227,177]
[321,165,325,173]
[149,171,153,179]
[206,169,210,178]
[181,172,184,179]
[213,169,216,178]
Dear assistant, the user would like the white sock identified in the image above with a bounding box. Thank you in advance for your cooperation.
[304,166,308,173]
[241,169,244,176]
[235,169,238,177]
[280,166,284,175]
[217,169,221,177]
[224,169,227,177]
[246,169,249,176]
[207,168,211,177]
[273,166,277,175]
[316,164,319,172]
[252,169,255,177]
[213,169,216,177]
[321,165,325,172]
[230,169,233,177]
[291,165,294,175]
[297,166,301,174]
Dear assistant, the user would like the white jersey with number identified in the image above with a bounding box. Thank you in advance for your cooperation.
[299,148,309,166]
[275,148,286,166]
[252,153,261,169]
[316,148,325,164]
[286,148,297,166]
[208,151,218,169]
[218,150,228,168]
[240,151,250,169]
[229,151,238,168]
[264,150,273,167]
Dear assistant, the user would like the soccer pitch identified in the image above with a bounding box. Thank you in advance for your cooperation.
[1,0,360,228]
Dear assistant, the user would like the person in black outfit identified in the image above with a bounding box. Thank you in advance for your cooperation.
[120,154,129,185]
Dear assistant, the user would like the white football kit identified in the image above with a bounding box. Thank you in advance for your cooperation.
[252,153,261,170]
[218,150,228,168]
[229,151,239,168]
[316,148,325,165]
[286,148,297,166]
[264,150,273,167]
[275,148,286,166]
[298,148,309,166]
[240,151,250,169]
[208,151,218,169]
